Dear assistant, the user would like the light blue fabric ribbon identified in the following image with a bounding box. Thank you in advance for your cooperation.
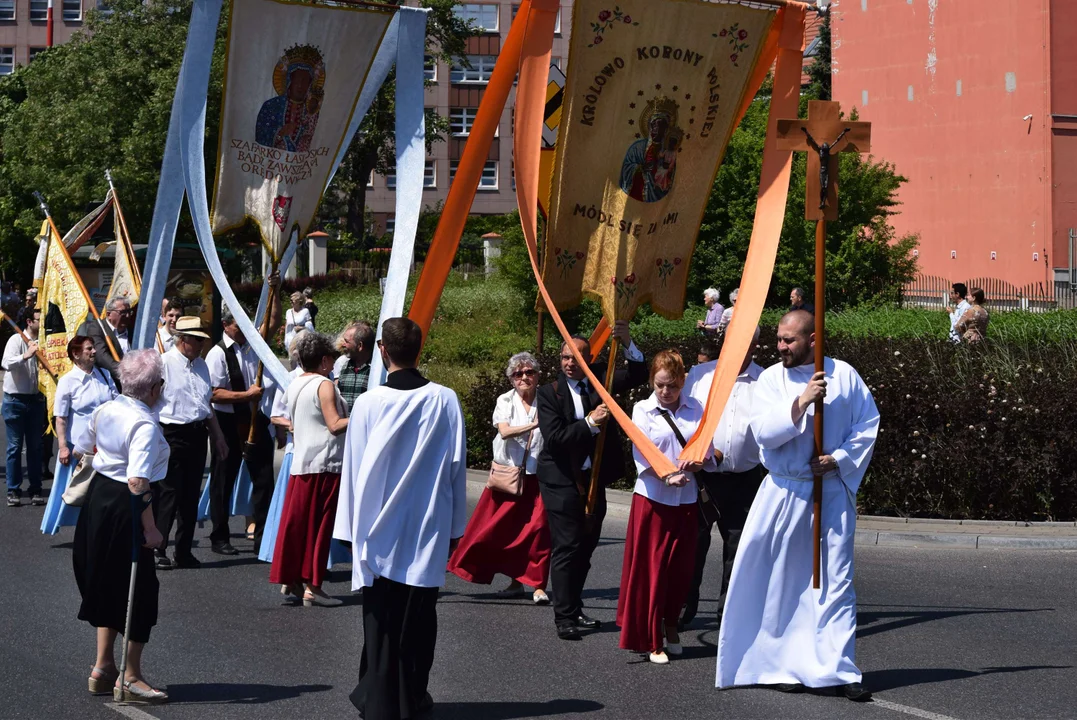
[367,8,428,388]
[136,2,428,393]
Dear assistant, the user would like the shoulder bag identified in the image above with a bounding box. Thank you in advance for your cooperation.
[487,414,535,497]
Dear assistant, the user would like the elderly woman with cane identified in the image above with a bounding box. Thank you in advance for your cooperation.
[72,350,170,704]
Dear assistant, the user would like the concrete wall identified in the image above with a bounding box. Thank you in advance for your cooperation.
[832,0,1054,288]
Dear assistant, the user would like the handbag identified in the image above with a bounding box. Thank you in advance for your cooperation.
[62,454,96,507]
[487,428,535,497]
[657,410,722,525]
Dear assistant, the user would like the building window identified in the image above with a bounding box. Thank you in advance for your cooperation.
[454,3,498,32]
[0,48,12,75]
[424,160,436,188]
[450,55,496,84]
[423,55,437,82]
[366,171,374,189]
[62,0,81,21]
[29,0,47,20]
[451,160,499,189]
[384,217,396,235]
[512,4,560,32]
[449,107,478,136]
[0,0,14,21]
[29,48,46,62]
[384,167,396,189]
[552,57,562,70]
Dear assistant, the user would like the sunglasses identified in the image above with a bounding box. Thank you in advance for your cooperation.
[511,369,537,379]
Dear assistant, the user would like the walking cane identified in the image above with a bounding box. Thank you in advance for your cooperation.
[114,490,145,703]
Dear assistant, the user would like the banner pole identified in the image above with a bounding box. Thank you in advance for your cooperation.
[0,311,58,380]
[245,258,280,453]
[584,336,619,516]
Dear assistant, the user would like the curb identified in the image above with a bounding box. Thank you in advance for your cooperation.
[464,473,1077,550]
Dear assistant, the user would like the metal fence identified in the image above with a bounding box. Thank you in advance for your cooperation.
[902,274,1077,312]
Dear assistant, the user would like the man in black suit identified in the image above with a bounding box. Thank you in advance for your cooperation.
[80,298,130,389]
[536,320,648,641]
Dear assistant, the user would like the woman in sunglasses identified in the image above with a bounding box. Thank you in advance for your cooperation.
[448,352,551,605]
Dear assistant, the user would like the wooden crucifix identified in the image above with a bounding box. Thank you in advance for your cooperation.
[775,100,871,589]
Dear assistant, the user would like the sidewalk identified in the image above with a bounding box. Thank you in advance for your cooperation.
[464,470,1077,550]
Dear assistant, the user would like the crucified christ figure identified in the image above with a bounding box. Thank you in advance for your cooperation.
[801,126,851,210]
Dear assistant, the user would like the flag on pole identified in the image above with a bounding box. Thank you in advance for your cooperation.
[540,0,778,323]
[102,191,141,313]
[209,0,393,263]
[36,219,92,422]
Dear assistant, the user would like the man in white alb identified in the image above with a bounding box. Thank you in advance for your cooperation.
[334,317,467,720]
[717,310,879,702]
[680,326,764,628]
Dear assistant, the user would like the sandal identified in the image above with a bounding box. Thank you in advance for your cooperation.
[88,666,118,695]
[281,583,303,598]
[303,587,338,607]
[532,589,550,605]
[115,679,169,705]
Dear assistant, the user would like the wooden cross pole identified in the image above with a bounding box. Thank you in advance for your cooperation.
[775,100,871,589]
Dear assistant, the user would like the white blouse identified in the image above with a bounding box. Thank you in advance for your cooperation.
[53,365,116,444]
[74,395,171,483]
[491,389,543,475]
[631,392,716,507]
[284,307,314,348]
[287,374,347,475]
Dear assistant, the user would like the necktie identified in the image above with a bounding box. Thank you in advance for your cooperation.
[578,380,592,415]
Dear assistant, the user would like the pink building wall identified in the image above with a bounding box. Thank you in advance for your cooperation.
[831,0,1057,288]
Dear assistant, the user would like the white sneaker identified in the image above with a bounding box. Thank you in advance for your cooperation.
[648,651,670,665]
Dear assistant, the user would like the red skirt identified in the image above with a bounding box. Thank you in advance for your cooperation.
[616,493,698,653]
[448,474,551,589]
[269,472,340,588]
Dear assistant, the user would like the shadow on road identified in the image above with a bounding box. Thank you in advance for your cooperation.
[863,665,1072,692]
[432,699,603,718]
[857,604,1054,639]
[165,682,332,704]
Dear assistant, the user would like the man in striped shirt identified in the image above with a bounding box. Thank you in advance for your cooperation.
[333,321,375,412]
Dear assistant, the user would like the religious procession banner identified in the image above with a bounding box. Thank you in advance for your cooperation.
[36,220,91,421]
[102,196,140,311]
[210,0,393,262]
[542,0,778,321]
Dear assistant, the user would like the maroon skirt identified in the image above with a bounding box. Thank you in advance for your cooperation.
[269,472,340,589]
[616,493,698,653]
[448,474,551,589]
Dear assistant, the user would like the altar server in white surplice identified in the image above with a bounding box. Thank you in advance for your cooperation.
[716,310,879,702]
[334,317,467,720]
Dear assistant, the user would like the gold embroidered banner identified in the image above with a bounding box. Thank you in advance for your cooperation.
[542,0,777,321]
[210,0,391,262]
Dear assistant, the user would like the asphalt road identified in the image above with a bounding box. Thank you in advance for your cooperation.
[1,477,1075,720]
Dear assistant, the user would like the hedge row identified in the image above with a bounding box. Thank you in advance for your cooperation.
[462,332,1077,521]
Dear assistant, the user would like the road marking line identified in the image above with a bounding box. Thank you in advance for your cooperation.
[874,697,962,720]
[106,702,161,720]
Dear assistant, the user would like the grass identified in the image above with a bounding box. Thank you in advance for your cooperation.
[310,273,1077,397]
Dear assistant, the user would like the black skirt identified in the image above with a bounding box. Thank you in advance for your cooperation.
[72,473,159,643]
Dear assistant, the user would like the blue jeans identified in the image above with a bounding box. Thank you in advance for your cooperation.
[3,393,45,496]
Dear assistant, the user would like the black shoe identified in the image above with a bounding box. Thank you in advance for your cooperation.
[840,683,872,702]
[774,683,806,693]
[173,553,201,569]
[29,494,46,506]
[6,493,20,507]
[680,598,698,627]
[154,551,174,570]
[575,613,601,629]
[41,469,53,480]
[416,691,434,716]
[211,542,239,556]
[556,623,581,641]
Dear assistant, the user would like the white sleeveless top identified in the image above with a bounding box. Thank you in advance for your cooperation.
[286,374,347,475]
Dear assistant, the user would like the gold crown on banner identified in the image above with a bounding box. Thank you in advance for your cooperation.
[273,44,327,96]
[639,95,680,131]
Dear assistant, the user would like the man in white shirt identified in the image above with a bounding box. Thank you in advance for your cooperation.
[681,326,764,628]
[716,310,879,702]
[81,298,130,388]
[3,309,46,507]
[205,286,280,555]
[948,282,971,343]
[157,297,183,353]
[154,317,229,569]
[334,317,467,720]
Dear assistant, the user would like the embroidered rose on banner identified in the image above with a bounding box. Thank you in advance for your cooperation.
[588,5,640,48]
[713,22,750,66]
[612,273,638,311]
[655,257,681,287]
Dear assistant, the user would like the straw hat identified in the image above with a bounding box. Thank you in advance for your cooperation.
[174,316,210,339]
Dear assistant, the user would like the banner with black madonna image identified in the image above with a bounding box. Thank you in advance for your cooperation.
[210,0,392,261]
[542,0,778,322]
